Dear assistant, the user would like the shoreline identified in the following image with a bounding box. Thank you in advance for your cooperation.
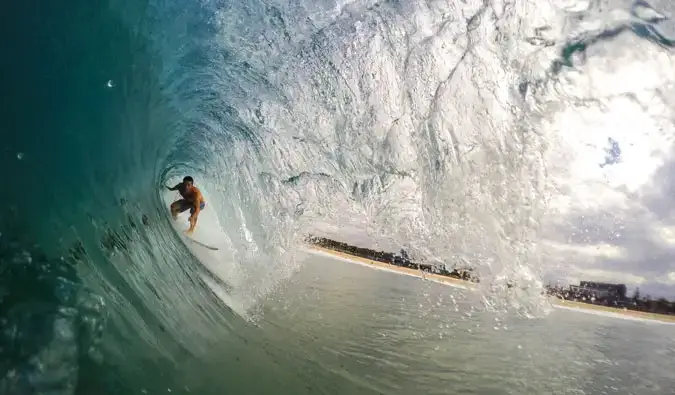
[307,245,477,290]
[305,245,675,325]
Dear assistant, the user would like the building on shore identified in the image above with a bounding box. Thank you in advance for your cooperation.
[564,281,627,305]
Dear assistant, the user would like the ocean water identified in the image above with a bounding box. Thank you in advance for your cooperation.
[140,253,675,395]
[256,255,675,395]
[2,0,674,394]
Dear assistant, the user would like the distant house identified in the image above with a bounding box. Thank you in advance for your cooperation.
[580,281,627,299]
[568,281,627,303]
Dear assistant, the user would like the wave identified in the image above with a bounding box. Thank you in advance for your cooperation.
[2,0,674,393]
[187,0,675,304]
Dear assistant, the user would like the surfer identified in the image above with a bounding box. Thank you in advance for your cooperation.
[166,176,206,234]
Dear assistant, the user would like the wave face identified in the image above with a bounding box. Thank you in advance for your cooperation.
[2,0,674,393]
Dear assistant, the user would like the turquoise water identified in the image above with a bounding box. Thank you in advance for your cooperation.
[2,0,675,394]
[3,0,232,392]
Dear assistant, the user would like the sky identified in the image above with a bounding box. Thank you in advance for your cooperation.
[538,20,675,298]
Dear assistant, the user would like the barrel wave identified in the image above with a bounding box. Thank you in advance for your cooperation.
[2,0,674,394]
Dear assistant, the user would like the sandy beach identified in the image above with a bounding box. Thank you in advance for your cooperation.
[306,245,675,325]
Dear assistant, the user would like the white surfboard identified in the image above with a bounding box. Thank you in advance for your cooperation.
[171,211,221,251]
[184,234,219,251]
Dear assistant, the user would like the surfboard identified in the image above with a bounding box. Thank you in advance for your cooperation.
[184,235,219,251]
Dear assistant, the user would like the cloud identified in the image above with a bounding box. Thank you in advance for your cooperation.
[657,271,675,285]
[531,16,675,297]
[543,108,675,297]
[568,268,648,286]
[545,240,625,260]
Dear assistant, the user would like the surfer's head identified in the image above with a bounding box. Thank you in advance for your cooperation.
[183,176,194,187]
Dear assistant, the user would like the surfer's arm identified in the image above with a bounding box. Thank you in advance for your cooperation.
[166,183,180,191]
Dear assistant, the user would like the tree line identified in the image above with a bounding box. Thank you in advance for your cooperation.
[306,235,478,282]
[545,283,675,315]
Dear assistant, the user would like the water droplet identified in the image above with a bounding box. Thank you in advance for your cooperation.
[106,80,115,88]
[16,152,24,160]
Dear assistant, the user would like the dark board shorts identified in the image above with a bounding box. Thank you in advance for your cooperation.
[175,199,206,214]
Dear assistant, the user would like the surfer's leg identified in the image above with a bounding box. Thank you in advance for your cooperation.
[188,214,198,232]
[187,202,205,233]
[188,202,206,216]
[170,199,190,219]
[170,202,179,219]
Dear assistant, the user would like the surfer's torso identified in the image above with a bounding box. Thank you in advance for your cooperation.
[179,183,203,203]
